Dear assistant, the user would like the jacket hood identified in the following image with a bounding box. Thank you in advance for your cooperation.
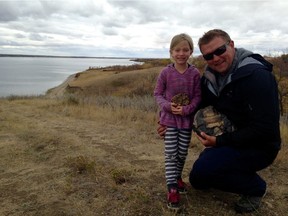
[202,48,273,96]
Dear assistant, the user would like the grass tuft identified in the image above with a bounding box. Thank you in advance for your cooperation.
[110,169,132,185]
[65,155,96,175]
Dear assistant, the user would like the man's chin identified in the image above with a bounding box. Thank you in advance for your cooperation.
[212,64,229,74]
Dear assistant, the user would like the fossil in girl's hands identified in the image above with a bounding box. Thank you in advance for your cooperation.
[171,93,190,106]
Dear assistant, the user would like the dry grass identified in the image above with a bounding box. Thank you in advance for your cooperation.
[0,95,287,216]
[1,61,288,215]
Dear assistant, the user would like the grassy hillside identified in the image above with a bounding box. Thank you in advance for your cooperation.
[47,56,288,113]
[1,58,288,215]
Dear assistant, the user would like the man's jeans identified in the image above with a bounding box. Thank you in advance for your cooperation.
[189,146,278,196]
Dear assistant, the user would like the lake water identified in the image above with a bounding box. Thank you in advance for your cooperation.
[0,57,138,97]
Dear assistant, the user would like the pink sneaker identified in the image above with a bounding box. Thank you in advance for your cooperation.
[177,178,188,194]
[167,188,180,210]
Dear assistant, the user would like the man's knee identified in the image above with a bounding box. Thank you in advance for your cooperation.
[189,161,212,190]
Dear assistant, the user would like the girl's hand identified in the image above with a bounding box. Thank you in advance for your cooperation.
[171,103,183,115]
[171,102,178,109]
[195,131,216,147]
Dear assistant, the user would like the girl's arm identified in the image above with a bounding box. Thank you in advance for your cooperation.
[182,73,202,116]
[154,70,172,112]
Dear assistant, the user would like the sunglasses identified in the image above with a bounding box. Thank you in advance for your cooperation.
[202,42,230,61]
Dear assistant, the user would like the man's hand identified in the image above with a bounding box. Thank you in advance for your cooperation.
[195,131,217,147]
[157,123,167,138]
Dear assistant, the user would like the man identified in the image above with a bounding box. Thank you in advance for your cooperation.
[157,29,281,213]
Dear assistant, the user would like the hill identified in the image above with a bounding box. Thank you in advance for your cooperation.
[0,61,288,215]
[47,66,163,99]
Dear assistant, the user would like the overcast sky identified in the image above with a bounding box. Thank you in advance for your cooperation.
[0,0,287,58]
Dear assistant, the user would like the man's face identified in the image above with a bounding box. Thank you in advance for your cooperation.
[200,37,235,75]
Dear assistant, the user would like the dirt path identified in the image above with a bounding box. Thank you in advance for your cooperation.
[0,98,287,216]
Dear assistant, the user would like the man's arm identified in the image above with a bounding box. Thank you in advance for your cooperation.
[157,122,166,138]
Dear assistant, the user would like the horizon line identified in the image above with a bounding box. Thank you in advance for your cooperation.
[0,53,166,59]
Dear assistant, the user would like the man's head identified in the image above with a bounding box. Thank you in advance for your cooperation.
[198,29,236,74]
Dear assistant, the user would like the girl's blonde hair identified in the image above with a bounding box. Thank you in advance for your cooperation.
[169,33,194,53]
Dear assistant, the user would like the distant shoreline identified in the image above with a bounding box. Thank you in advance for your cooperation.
[0,56,142,97]
[0,54,136,59]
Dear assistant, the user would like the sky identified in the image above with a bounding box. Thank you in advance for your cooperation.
[0,0,287,58]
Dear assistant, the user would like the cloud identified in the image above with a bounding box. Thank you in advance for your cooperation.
[0,0,287,57]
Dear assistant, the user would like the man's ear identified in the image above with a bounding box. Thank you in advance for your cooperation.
[229,40,235,48]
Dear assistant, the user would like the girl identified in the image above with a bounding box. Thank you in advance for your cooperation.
[154,33,201,210]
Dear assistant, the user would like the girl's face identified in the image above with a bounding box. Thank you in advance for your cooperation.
[170,40,192,66]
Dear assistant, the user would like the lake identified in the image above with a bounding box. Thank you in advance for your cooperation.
[0,57,138,97]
